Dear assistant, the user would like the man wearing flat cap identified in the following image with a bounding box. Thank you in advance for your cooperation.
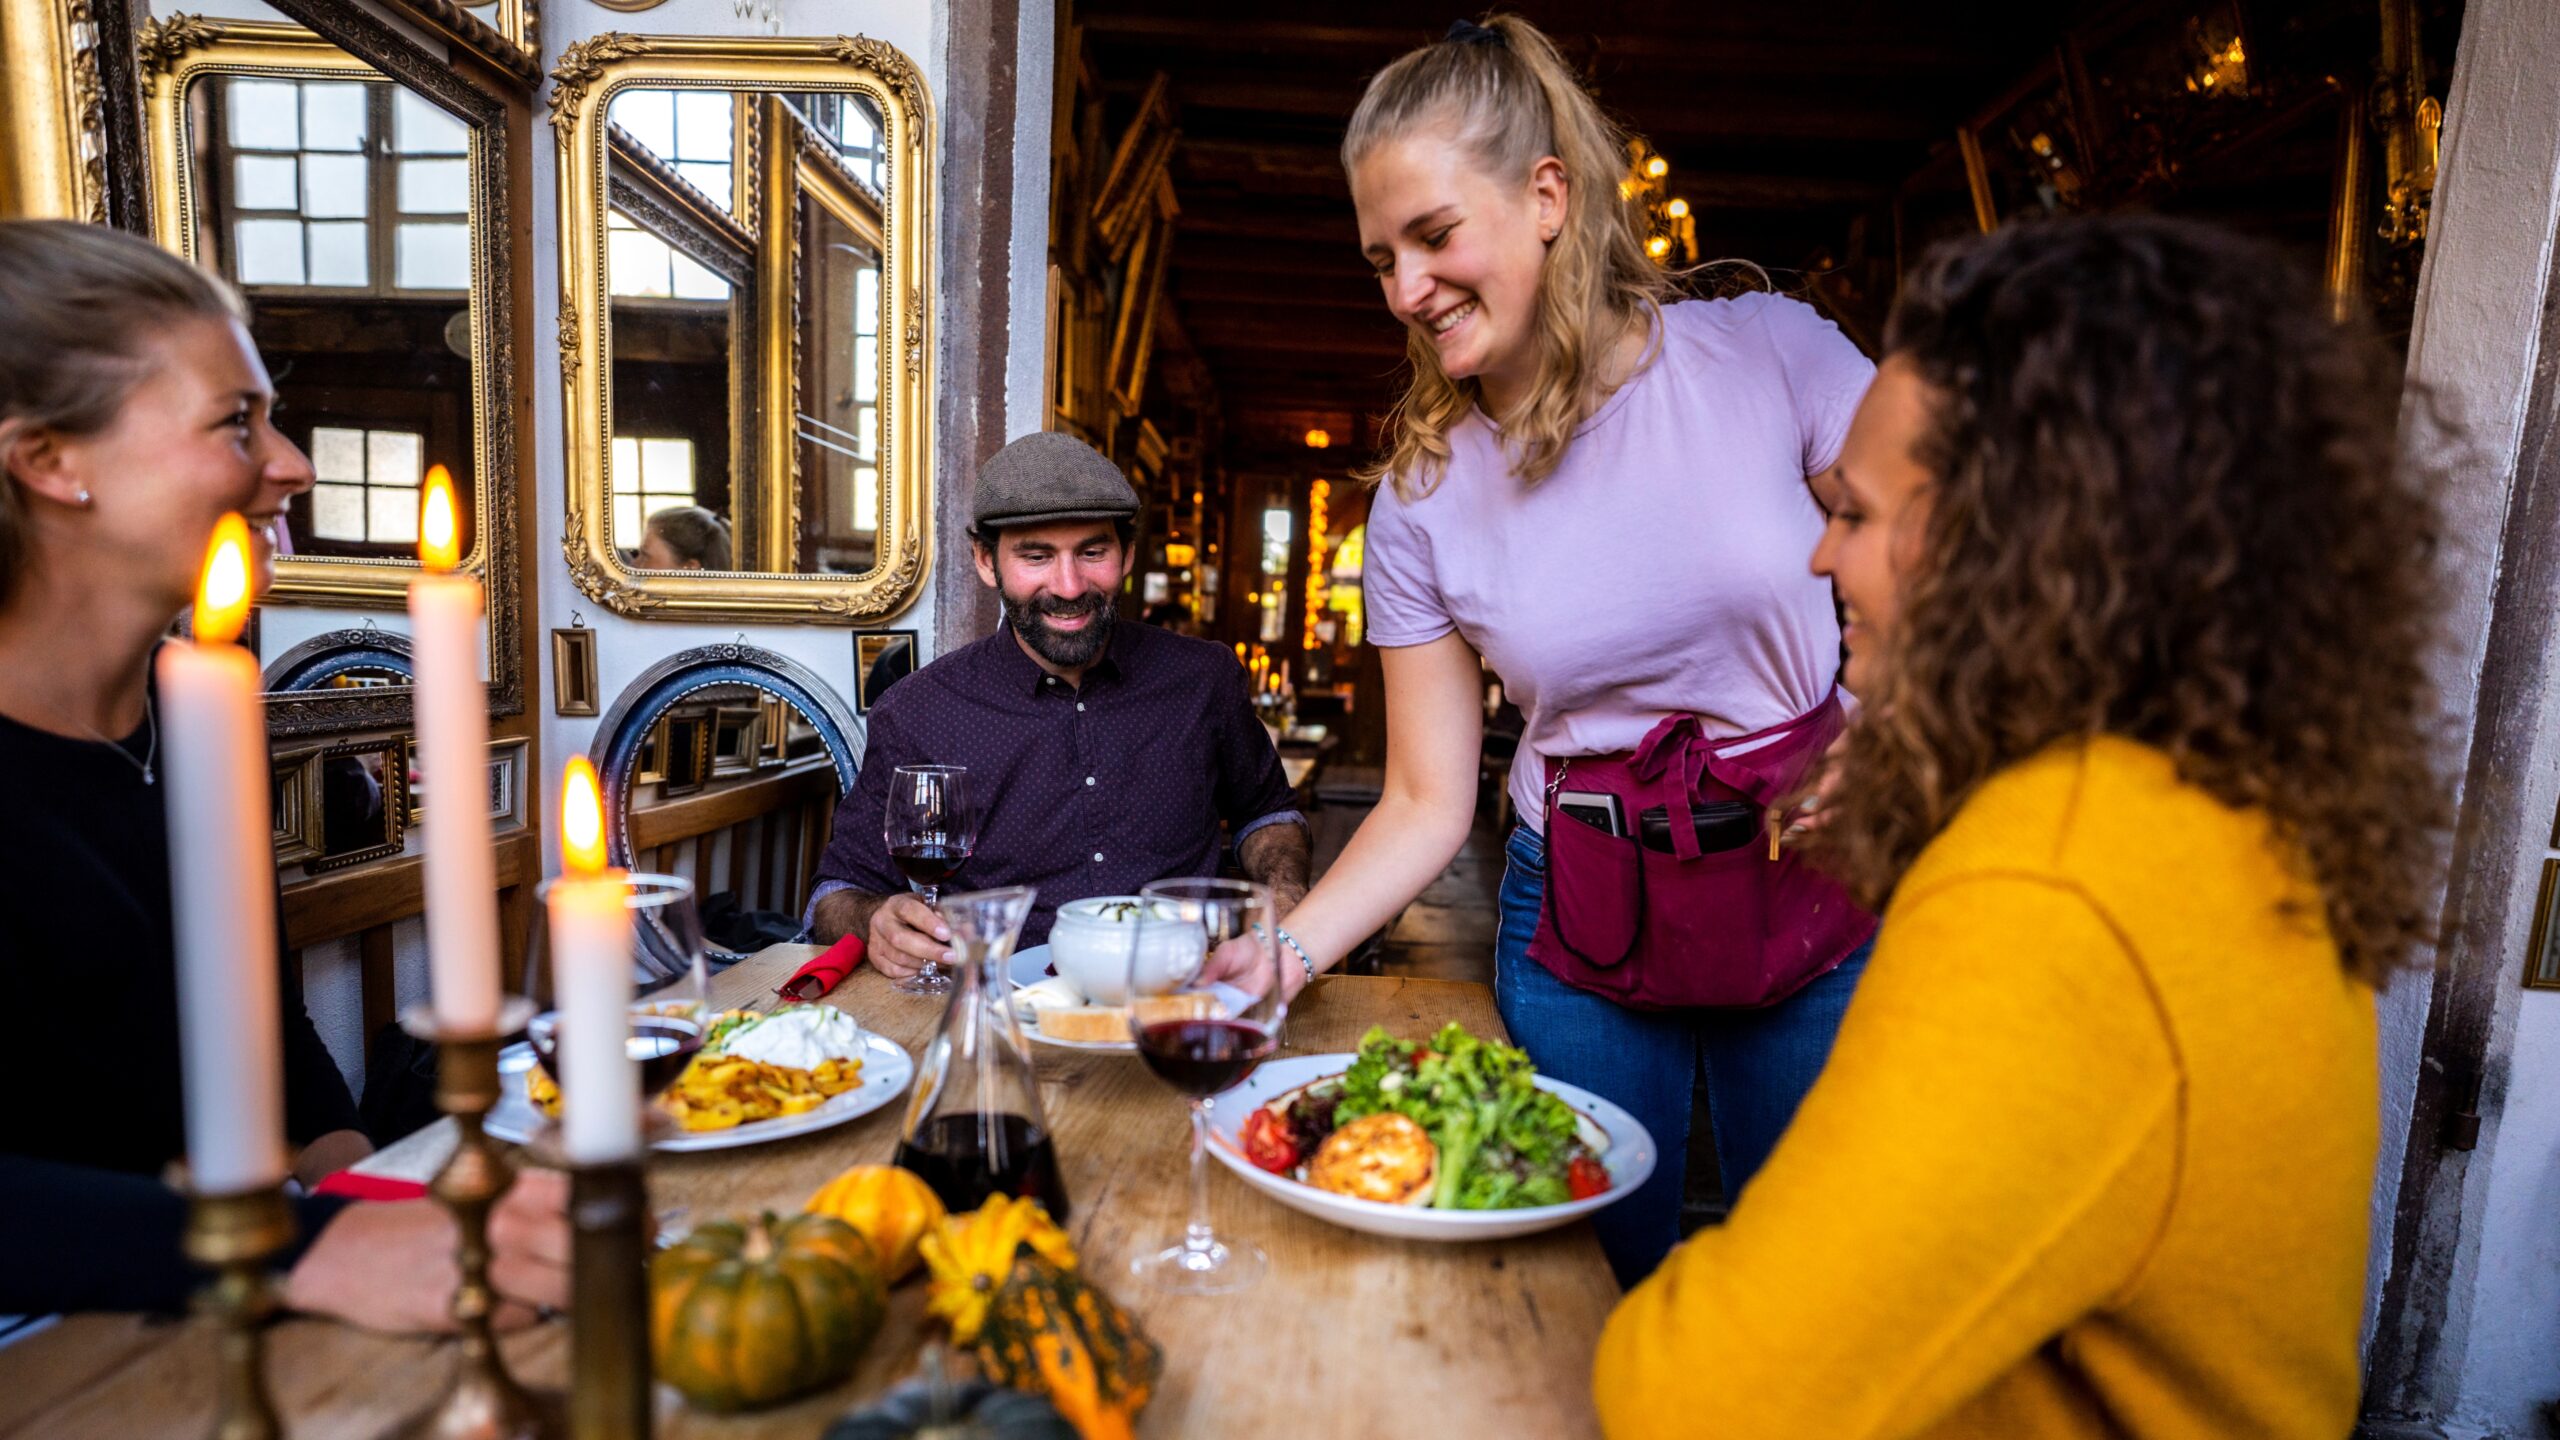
[808,431,1310,974]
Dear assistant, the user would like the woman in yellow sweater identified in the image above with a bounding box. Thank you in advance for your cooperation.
[1594,216,2446,1437]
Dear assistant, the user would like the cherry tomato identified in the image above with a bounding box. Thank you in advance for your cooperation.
[1242,1108,1299,1174]
[1568,1155,1610,1201]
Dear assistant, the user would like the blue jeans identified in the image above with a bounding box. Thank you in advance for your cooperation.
[1495,824,1871,1288]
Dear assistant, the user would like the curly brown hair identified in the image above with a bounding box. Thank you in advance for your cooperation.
[1809,215,2448,986]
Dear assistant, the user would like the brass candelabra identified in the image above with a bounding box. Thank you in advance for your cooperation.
[183,1183,295,1440]
[401,1000,551,1440]
[567,1159,653,1440]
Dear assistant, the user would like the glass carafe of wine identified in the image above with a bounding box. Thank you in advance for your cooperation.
[893,885,1069,1218]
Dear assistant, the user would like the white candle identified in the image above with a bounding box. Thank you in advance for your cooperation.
[409,467,501,1032]
[549,757,638,1163]
[159,514,287,1195]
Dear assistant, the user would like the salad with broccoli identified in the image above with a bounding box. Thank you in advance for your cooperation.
[1239,1023,1612,1209]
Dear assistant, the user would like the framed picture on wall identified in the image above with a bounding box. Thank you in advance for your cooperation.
[2526,860,2560,991]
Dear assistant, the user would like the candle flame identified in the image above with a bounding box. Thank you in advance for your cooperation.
[419,466,460,572]
[192,513,253,644]
[561,756,608,876]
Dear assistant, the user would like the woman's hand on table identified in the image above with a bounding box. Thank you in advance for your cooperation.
[283,1167,571,1334]
[1200,933,1310,1003]
[866,893,954,980]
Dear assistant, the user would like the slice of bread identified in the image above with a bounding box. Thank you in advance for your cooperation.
[1036,991,1223,1043]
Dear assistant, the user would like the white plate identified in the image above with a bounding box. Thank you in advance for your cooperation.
[1203,1053,1657,1242]
[487,1029,914,1154]
[1005,944,1254,1053]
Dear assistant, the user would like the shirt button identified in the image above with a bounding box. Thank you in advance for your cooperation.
[1092,852,1104,863]
[1084,776,1095,786]
[1076,702,1086,712]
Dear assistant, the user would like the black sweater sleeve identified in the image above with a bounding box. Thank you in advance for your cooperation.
[0,1154,350,1315]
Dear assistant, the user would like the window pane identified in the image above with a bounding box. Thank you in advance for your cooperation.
[396,223,470,290]
[612,436,639,485]
[613,495,642,545]
[226,79,300,151]
[609,89,675,161]
[854,335,879,404]
[368,486,420,544]
[233,155,299,211]
[300,83,369,151]
[607,226,672,298]
[677,162,732,211]
[368,430,423,488]
[669,250,730,301]
[673,92,732,161]
[855,265,879,333]
[854,469,878,531]
[300,153,368,219]
[641,438,694,493]
[856,403,877,460]
[397,158,469,214]
[306,221,369,286]
[234,219,305,285]
[311,482,364,540]
[310,427,366,482]
[392,89,467,155]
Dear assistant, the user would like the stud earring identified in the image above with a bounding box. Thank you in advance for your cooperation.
[75,489,91,505]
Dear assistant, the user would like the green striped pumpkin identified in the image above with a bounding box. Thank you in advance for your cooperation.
[651,1211,888,1412]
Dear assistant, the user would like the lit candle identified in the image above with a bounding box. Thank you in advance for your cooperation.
[409,467,501,1032]
[549,757,638,1163]
[158,515,286,1194]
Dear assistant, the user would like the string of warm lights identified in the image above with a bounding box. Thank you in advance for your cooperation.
[1303,479,1330,651]
[1621,137,1696,266]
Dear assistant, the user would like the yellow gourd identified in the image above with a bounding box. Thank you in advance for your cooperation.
[919,1194,1078,1344]
[806,1164,947,1283]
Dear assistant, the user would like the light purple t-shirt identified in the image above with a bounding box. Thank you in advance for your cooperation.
[1363,292,1874,831]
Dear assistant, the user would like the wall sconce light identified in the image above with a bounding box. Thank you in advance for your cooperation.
[1304,429,1331,450]
[1165,542,1197,567]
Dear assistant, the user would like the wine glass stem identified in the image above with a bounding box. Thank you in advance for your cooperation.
[1184,1098,1215,1257]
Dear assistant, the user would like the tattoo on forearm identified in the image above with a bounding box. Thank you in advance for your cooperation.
[1238,821,1312,894]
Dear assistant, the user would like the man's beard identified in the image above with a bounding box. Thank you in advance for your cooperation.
[1002,586,1113,669]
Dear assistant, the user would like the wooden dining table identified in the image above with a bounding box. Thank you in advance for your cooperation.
[0,947,1619,1438]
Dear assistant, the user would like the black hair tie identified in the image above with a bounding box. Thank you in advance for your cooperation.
[1445,18,1504,46]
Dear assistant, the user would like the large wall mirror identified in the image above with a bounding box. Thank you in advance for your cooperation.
[553,34,933,623]
[137,5,524,734]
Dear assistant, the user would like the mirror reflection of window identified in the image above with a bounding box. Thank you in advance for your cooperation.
[785,91,886,195]
[211,77,471,295]
[608,88,736,212]
[606,209,731,300]
[309,425,425,544]
[612,435,699,546]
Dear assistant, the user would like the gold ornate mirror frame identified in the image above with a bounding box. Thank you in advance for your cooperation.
[0,0,111,224]
[138,10,526,733]
[551,33,934,623]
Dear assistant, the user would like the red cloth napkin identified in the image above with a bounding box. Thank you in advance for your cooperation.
[312,1171,430,1203]
[777,933,865,1003]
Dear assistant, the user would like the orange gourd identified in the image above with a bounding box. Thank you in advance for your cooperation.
[806,1164,948,1283]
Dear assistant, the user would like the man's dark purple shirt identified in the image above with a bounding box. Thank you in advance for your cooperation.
[809,622,1303,945]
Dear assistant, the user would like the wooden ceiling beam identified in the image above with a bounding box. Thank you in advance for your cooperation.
[1174,140,1897,211]
[1084,16,2002,81]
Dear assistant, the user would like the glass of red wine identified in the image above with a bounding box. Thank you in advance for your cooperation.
[886,763,975,996]
[1126,877,1287,1294]
[524,873,710,1137]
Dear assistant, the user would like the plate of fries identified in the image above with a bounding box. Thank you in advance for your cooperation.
[489,1012,913,1154]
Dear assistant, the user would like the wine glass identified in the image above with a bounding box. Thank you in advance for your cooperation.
[886,764,975,996]
[524,873,710,1126]
[1125,877,1288,1294]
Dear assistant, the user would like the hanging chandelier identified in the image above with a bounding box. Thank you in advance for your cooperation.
[1620,138,1696,267]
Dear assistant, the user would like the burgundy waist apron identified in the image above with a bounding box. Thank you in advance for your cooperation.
[1526,693,1877,1010]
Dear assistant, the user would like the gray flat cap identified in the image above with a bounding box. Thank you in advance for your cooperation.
[971,431,1140,536]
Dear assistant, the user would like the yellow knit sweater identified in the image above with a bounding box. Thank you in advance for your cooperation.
[1593,738,2377,1439]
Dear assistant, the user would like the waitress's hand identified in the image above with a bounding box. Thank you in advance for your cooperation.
[1784,731,1853,842]
[1198,932,1309,1003]
[283,1168,572,1334]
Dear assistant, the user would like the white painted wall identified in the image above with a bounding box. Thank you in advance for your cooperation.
[2369,0,2560,1432]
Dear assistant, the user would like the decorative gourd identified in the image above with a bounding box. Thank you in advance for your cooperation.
[920,1195,1079,1344]
[967,1257,1162,1440]
[807,1163,947,1283]
[651,1212,888,1412]
[823,1377,1080,1440]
